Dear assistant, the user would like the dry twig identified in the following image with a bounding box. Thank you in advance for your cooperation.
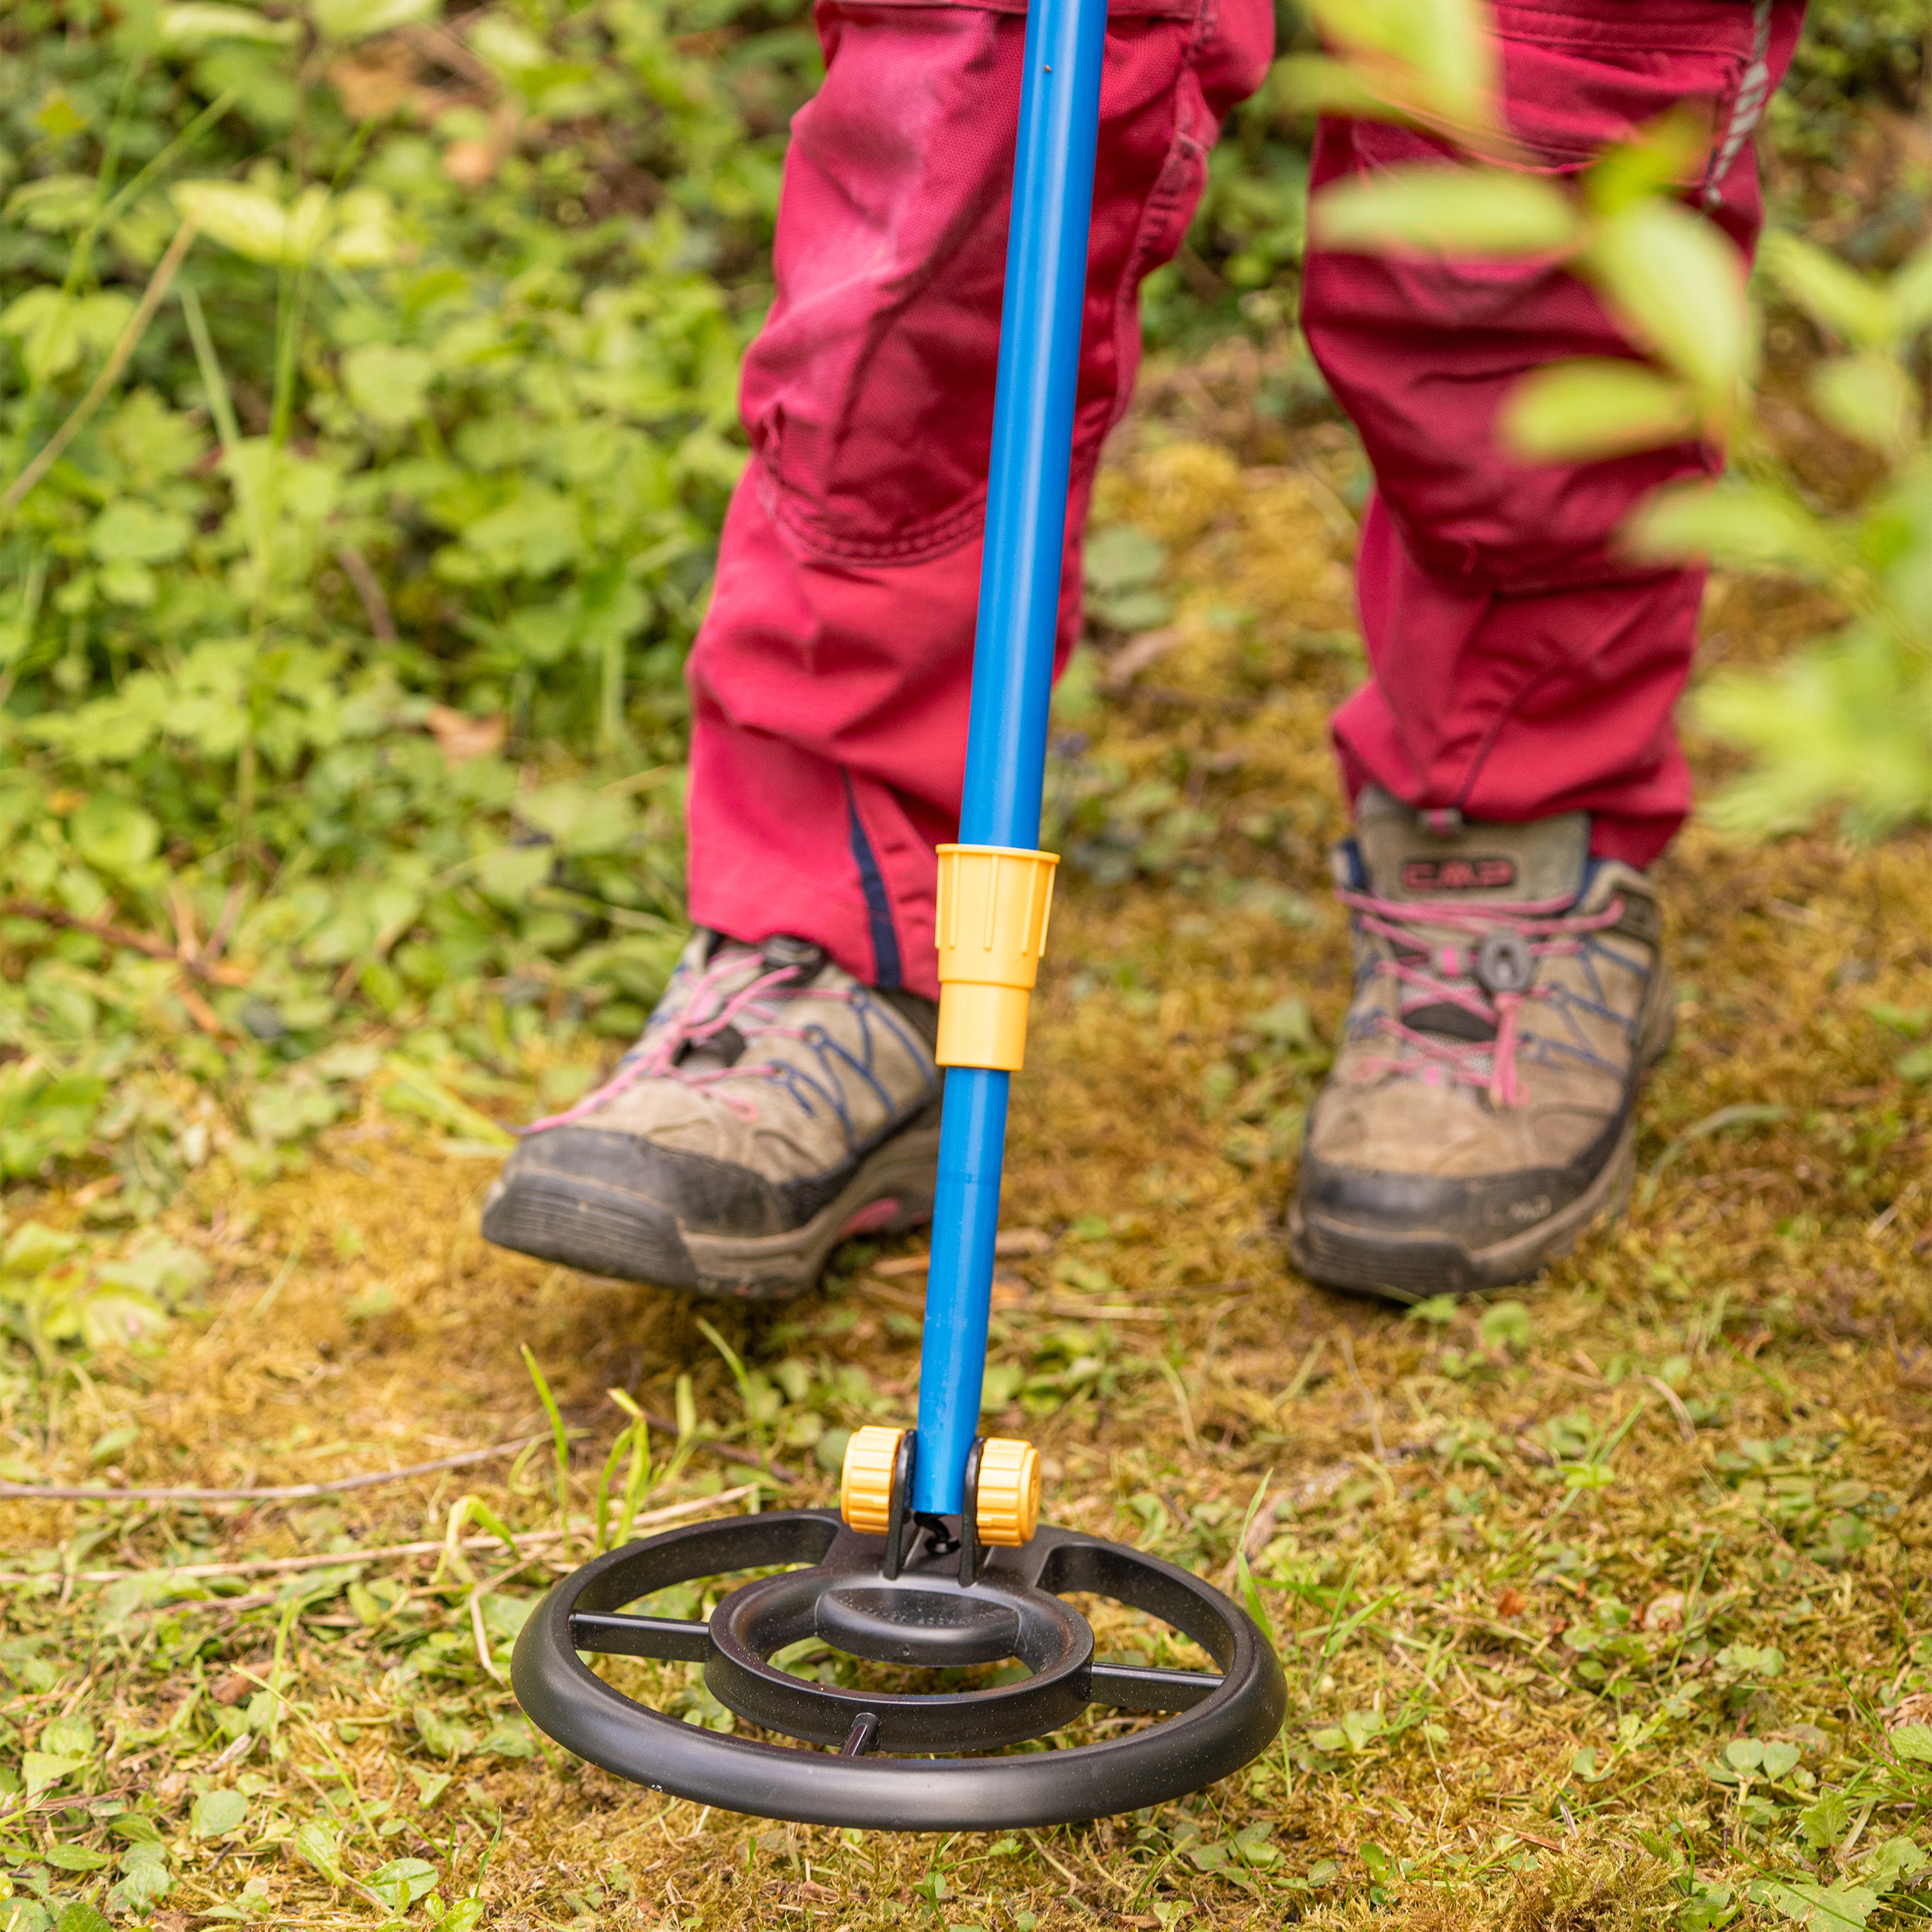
[0,898,249,985]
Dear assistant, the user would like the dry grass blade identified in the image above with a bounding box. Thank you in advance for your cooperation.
[0,1485,757,1583]
[0,1433,550,1503]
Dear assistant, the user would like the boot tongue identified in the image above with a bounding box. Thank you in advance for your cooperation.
[1355,789,1589,907]
[675,941,773,1073]
[676,935,825,1073]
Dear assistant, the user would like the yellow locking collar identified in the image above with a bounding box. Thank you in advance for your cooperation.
[839,1424,904,1536]
[934,844,1060,1073]
[974,1437,1042,1546]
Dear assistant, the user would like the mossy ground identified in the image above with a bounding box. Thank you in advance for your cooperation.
[5,364,1932,1932]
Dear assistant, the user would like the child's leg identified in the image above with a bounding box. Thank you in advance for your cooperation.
[1289,0,1808,1301]
[684,0,1274,997]
[485,0,1272,1296]
[1304,0,1808,852]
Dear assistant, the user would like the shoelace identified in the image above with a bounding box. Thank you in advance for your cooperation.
[520,951,862,1132]
[1335,887,1627,1109]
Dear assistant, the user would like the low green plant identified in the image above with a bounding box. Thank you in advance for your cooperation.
[0,0,821,1194]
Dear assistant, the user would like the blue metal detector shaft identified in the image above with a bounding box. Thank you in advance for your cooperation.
[912,0,1108,1516]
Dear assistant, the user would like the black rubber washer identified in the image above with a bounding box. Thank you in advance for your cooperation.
[511,1509,1287,1830]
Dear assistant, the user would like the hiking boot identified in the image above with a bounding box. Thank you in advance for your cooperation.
[1288,790,1673,1302]
[481,932,942,1299]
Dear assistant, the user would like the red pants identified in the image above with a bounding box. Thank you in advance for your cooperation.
[687,0,1806,998]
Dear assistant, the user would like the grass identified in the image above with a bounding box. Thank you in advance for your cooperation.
[5,367,1932,1932]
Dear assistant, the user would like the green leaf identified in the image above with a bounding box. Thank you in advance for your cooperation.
[1271,53,1430,124]
[172,182,329,267]
[1503,359,1697,461]
[1800,1791,1851,1850]
[88,502,191,566]
[43,1845,112,1871]
[1084,526,1168,594]
[1760,231,1896,349]
[5,175,100,234]
[1864,1837,1928,1889]
[191,1787,248,1838]
[1231,1821,1281,1869]
[171,182,291,264]
[1694,627,1932,839]
[291,1820,343,1881]
[1760,1741,1802,1780]
[1249,996,1316,1049]
[1561,1460,1617,1492]
[1478,1301,1532,1352]
[1306,0,1498,130]
[515,784,637,856]
[1583,200,1752,407]
[467,13,549,74]
[1810,352,1917,456]
[342,344,434,428]
[112,1837,172,1910]
[326,189,403,267]
[41,1714,94,1756]
[22,1750,86,1797]
[70,797,162,875]
[368,1858,440,1909]
[1889,1722,1932,1764]
[311,0,436,39]
[1764,1881,1880,1930]
[379,1059,515,1148]
[1889,237,1932,338]
[481,1715,537,1757]
[474,842,553,903]
[1628,481,1842,580]
[411,1702,474,1759]
[1311,165,1583,257]
[53,1906,114,1932]
[159,4,301,46]
[1583,112,1713,216]
[1682,1881,1738,1932]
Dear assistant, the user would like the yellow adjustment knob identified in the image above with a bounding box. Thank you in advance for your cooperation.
[975,1437,1042,1547]
[840,1425,904,1536]
[934,845,1060,1073]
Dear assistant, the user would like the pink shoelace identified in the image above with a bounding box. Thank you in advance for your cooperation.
[1335,887,1626,1109]
[521,951,859,1133]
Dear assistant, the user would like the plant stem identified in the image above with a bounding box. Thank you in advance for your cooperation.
[696,1317,770,1473]
[0,220,199,523]
[3,83,235,478]
[522,1345,575,1560]
[0,553,48,712]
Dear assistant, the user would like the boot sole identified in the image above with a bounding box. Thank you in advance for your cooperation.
[1288,957,1677,1305]
[1288,1125,1636,1304]
[481,1125,941,1302]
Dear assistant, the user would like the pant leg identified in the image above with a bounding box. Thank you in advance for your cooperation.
[686,0,1275,995]
[1304,0,1807,866]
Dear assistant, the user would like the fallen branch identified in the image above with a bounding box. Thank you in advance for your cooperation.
[0,899,249,985]
[0,1483,757,1584]
[0,1432,549,1504]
